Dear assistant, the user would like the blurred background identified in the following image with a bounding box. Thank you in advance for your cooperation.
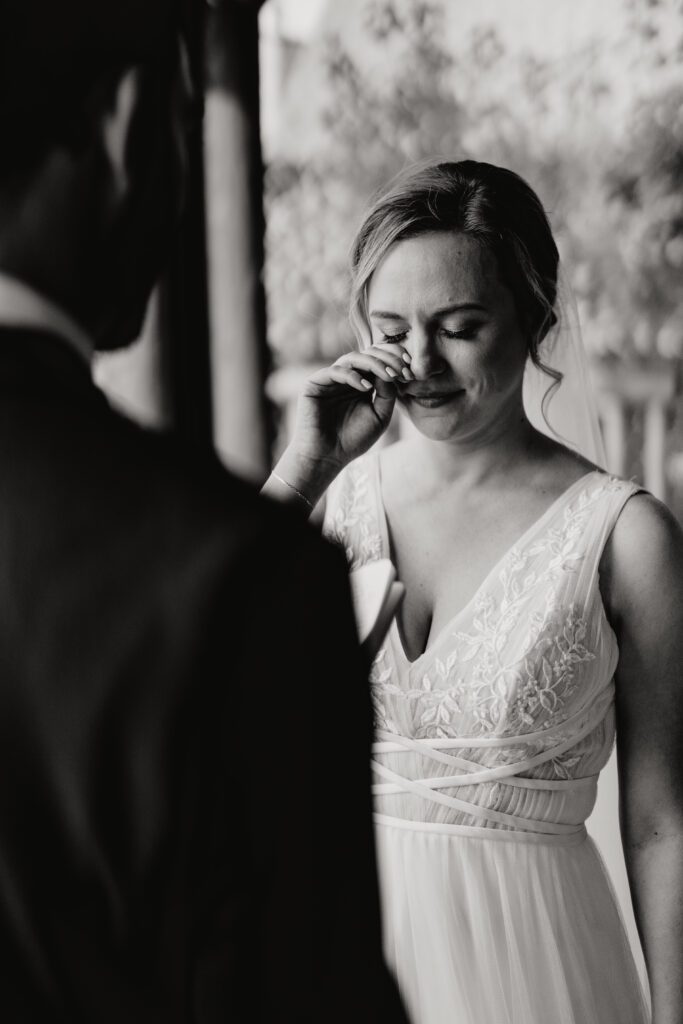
[97,0,683,521]
[94,0,683,983]
[260,0,683,520]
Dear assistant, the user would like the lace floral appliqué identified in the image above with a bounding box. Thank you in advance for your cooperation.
[324,463,383,570]
[369,479,622,782]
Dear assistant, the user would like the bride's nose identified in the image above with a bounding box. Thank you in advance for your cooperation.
[407,330,447,380]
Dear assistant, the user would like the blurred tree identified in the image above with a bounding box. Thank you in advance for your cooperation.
[264,0,465,365]
[265,0,683,366]
[596,0,683,359]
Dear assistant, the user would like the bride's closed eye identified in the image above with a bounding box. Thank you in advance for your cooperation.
[441,328,474,340]
[378,320,484,344]
[440,320,484,340]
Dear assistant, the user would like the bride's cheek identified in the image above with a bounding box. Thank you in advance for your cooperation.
[468,366,501,399]
[468,338,515,390]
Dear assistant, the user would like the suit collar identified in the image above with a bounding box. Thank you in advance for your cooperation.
[0,272,94,367]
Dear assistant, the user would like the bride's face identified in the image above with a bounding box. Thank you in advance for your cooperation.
[367,231,529,443]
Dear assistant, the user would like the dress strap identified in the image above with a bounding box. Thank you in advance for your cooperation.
[576,474,646,593]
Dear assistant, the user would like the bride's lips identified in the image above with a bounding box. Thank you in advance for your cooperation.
[403,389,465,408]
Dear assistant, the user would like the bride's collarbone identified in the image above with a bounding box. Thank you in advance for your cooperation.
[383,458,593,568]
[385,485,577,658]
[380,453,597,659]
[388,490,527,582]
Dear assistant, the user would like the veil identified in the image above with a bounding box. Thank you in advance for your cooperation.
[522,266,607,468]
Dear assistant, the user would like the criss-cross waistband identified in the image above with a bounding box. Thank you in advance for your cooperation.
[373,814,589,845]
[371,683,613,836]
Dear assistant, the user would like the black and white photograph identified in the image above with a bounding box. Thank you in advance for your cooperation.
[0,0,682,1021]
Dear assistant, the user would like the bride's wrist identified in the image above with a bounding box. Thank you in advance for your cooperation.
[263,447,343,511]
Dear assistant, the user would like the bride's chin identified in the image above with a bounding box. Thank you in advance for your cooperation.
[401,410,469,442]
[398,394,466,422]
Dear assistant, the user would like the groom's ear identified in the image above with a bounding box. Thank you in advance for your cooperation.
[99,67,146,199]
[95,57,187,209]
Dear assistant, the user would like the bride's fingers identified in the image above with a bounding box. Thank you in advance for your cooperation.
[373,376,398,421]
[367,341,413,367]
[367,343,414,378]
[336,353,398,381]
[308,365,375,394]
[336,350,413,383]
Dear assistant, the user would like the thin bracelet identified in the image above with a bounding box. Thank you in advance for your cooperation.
[271,471,314,510]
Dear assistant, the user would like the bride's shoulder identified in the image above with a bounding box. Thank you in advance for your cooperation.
[610,488,681,552]
[325,449,381,522]
[329,449,379,497]
[602,488,683,616]
[323,450,385,567]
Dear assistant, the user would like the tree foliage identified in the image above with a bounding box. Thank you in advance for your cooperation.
[264,0,683,365]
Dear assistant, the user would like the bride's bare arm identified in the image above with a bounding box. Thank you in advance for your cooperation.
[606,493,683,1024]
[261,447,340,516]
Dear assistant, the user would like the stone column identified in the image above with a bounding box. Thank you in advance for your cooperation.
[599,391,628,477]
[204,0,273,482]
[643,397,668,499]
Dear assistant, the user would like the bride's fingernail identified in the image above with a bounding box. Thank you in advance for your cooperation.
[361,378,373,389]
[385,367,397,378]
[402,351,412,363]
[402,367,414,380]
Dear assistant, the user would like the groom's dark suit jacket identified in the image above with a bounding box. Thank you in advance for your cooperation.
[0,327,406,1023]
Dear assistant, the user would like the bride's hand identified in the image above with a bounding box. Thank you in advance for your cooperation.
[289,342,414,474]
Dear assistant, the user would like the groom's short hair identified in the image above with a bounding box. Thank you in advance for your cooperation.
[0,0,186,183]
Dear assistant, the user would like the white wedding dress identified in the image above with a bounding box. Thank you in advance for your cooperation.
[323,450,651,1024]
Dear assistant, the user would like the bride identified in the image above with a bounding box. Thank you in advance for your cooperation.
[263,160,683,1024]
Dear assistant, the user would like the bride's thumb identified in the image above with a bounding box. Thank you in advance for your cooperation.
[373,378,397,425]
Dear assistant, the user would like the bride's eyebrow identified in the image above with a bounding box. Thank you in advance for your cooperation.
[369,311,408,321]
[431,302,486,317]
[370,302,487,320]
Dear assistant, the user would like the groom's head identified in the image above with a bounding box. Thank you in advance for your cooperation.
[0,0,194,350]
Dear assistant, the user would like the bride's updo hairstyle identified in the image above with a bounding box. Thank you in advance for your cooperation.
[349,160,560,379]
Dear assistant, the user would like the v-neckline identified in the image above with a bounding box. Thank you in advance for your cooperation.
[372,451,597,669]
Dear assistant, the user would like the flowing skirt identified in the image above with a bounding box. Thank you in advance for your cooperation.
[375,819,650,1024]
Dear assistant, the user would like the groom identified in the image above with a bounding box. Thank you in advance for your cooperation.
[0,2,407,1021]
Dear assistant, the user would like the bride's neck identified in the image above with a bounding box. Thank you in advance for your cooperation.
[410,410,542,490]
